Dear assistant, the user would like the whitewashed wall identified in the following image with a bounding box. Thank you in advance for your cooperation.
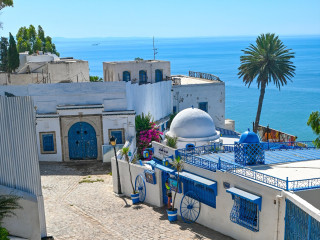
[102,113,136,145]
[173,82,225,128]
[0,97,46,238]
[126,80,172,121]
[111,157,162,207]
[174,163,282,240]
[36,116,62,162]
[0,81,171,121]
[0,185,41,240]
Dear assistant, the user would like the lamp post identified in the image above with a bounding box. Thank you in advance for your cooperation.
[110,136,122,195]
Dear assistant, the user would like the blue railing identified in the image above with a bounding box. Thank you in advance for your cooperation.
[179,151,320,191]
[178,141,315,157]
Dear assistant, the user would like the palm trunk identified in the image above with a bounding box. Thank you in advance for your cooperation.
[172,171,180,210]
[127,157,135,193]
[254,82,266,133]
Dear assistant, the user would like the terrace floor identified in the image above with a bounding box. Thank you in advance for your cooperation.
[202,148,320,165]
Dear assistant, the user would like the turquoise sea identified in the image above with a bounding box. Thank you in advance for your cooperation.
[54,36,320,140]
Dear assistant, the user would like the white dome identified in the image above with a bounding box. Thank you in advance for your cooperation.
[168,108,218,139]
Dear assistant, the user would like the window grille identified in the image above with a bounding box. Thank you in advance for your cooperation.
[182,177,216,208]
[230,196,259,232]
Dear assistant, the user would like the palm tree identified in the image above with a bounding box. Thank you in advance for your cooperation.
[238,33,295,133]
[171,156,184,210]
[121,147,135,193]
[0,195,21,225]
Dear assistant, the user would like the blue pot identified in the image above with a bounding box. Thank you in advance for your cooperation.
[166,208,178,222]
[131,193,140,204]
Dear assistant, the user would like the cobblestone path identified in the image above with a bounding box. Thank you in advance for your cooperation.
[40,162,233,240]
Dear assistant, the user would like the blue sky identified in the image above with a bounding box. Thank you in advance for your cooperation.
[1,0,320,38]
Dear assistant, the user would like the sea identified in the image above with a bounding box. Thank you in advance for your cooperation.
[53,36,320,140]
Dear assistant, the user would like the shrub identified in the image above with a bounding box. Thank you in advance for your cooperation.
[165,135,177,149]
[0,227,9,240]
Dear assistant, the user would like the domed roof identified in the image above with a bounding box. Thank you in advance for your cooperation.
[168,108,217,139]
[239,129,260,143]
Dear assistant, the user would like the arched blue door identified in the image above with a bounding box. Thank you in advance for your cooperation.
[139,70,147,84]
[155,69,163,82]
[68,122,98,160]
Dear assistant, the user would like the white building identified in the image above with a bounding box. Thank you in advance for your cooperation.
[112,110,320,240]
[0,81,172,162]
[0,52,89,85]
[172,72,226,129]
[103,61,228,130]
[103,60,171,84]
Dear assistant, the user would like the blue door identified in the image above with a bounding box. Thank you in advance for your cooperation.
[68,122,98,160]
[162,171,170,205]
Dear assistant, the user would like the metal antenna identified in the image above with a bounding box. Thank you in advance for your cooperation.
[153,36,158,60]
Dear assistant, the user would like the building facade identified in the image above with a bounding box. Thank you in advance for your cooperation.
[0,81,172,162]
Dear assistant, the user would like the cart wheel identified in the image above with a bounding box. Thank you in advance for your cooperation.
[180,191,201,223]
[135,174,146,203]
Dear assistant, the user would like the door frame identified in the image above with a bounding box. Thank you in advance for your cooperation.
[60,115,103,161]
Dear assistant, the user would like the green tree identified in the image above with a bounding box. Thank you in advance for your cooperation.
[89,76,103,82]
[0,0,13,29]
[37,25,45,42]
[16,26,28,41]
[17,37,31,53]
[33,37,42,53]
[307,111,320,148]
[7,32,19,73]
[238,33,295,132]
[0,37,9,72]
[28,24,37,51]
[44,40,53,53]
[0,0,13,10]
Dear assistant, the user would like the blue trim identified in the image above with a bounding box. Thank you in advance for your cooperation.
[226,187,261,211]
[147,160,175,173]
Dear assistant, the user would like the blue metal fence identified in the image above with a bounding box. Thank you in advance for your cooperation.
[234,142,265,165]
[179,151,320,191]
[285,199,320,240]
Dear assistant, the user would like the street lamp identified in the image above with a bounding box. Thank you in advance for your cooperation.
[110,136,122,195]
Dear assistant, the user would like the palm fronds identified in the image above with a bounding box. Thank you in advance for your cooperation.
[0,195,22,224]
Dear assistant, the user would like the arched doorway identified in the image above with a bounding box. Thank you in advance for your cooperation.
[68,122,98,160]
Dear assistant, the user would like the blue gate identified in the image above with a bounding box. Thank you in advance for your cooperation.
[68,122,98,160]
[162,171,170,205]
[285,199,320,240]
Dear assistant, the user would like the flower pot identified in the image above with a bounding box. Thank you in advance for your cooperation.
[131,193,140,204]
[166,208,178,222]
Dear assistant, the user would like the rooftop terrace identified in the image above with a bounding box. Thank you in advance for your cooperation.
[178,142,320,191]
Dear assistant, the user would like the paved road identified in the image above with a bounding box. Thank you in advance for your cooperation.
[40,162,233,240]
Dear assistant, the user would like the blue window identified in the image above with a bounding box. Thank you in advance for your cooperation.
[123,71,131,82]
[227,187,261,232]
[173,106,177,113]
[155,69,163,82]
[139,70,147,84]
[109,129,125,144]
[40,132,56,154]
[179,172,217,208]
[198,102,208,112]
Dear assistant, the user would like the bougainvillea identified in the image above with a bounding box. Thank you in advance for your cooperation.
[137,123,162,160]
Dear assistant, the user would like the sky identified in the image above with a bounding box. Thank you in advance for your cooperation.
[1,0,320,38]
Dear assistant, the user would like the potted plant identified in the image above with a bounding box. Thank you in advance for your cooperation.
[167,155,184,222]
[121,147,139,204]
